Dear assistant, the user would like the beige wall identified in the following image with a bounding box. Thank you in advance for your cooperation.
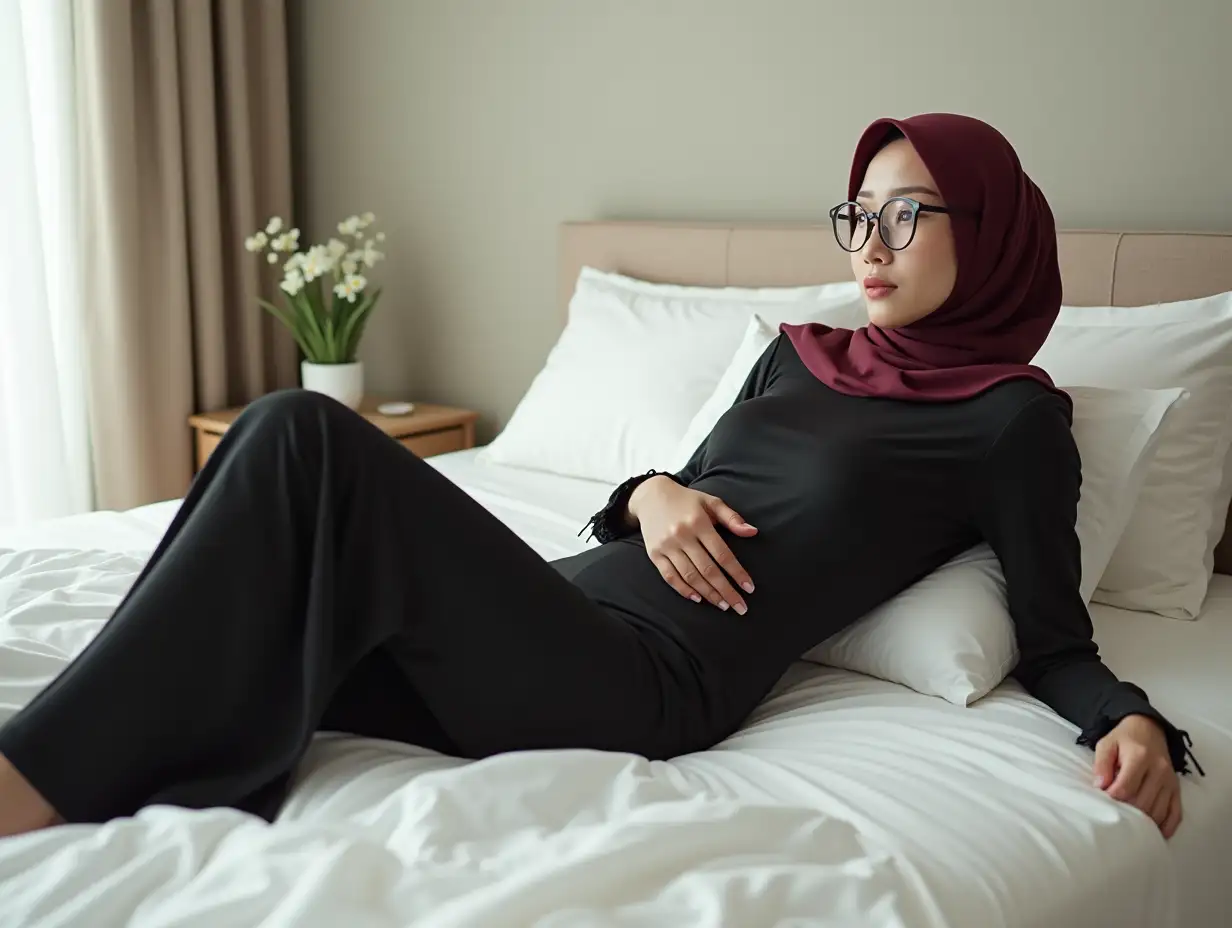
[293,0,1231,441]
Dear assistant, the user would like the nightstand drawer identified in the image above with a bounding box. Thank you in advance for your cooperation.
[399,427,465,458]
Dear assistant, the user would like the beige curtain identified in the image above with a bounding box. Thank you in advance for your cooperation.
[74,0,299,511]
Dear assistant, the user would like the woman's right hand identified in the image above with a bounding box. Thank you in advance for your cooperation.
[627,476,758,614]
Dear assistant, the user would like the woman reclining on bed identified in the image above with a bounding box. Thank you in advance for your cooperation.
[0,113,1198,842]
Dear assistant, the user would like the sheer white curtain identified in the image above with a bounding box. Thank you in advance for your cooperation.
[0,1,93,527]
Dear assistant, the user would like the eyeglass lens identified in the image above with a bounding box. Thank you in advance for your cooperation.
[832,198,917,251]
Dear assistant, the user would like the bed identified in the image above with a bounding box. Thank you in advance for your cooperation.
[1,224,1230,927]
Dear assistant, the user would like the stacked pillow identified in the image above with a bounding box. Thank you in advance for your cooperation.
[479,267,864,484]
[1030,293,1232,619]
[486,267,1232,704]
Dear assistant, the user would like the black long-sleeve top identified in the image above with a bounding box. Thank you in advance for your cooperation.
[555,333,1198,774]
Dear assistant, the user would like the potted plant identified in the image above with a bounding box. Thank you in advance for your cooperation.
[245,212,385,409]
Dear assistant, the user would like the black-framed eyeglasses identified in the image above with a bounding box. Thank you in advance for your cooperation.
[828,197,956,252]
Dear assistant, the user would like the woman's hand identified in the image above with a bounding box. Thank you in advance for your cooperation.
[627,476,758,614]
[1093,714,1183,839]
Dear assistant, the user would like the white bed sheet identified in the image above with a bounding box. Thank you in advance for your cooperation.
[1089,583,1232,926]
[0,447,1227,927]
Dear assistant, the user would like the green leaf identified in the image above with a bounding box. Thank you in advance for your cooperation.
[327,283,346,321]
[339,288,381,361]
[323,312,338,360]
[298,279,332,361]
[325,286,346,359]
[258,298,315,358]
[257,297,322,357]
[292,292,330,360]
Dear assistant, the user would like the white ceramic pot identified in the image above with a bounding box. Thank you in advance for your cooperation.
[301,360,364,409]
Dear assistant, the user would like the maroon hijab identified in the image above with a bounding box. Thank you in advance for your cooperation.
[780,113,1067,406]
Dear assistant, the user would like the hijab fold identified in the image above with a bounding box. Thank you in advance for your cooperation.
[780,113,1067,407]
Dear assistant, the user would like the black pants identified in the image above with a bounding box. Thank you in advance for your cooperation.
[0,390,698,824]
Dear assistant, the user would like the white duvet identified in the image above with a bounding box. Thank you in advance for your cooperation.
[0,448,1226,928]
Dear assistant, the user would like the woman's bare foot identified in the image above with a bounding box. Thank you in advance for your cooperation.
[0,753,61,837]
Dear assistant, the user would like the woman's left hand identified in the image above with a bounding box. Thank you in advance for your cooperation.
[1093,714,1182,839]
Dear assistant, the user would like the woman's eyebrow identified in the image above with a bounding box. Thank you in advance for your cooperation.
[857,185,942,199]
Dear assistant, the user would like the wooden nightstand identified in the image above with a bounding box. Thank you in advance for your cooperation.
[188,395,479,472]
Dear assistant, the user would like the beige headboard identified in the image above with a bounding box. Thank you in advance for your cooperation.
[559,221,1232,575]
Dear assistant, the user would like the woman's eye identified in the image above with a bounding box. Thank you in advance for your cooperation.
[895,209,914,223]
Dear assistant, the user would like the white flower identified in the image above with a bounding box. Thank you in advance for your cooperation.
[272,231,299,253]
[267,252,278,264]
[280,269,305,296]
[337,215,360,237]
[332,272,368,303]
[265,216,283,236]
[244,231,268,252]
[375,231,386,242]
[361,240,384,268]
[284,253,304,273]
[360,211,375,226]
[301,244,334,282]
[327,237,348,259]
[341,258,358,276]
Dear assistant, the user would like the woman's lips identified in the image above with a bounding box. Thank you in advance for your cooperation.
[863,277,897,300]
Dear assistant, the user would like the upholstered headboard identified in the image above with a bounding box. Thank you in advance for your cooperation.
[558,222,1232,575]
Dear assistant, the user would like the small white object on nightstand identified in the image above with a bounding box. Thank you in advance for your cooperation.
[377,401,416,416]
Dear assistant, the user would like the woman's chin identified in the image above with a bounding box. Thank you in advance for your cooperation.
[865,305,905,328]
[865,298,937,330]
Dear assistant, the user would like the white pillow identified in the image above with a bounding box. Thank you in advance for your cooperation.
[1031,291,1232,619]
[788,375,1183,705]
[807,543,1011,706]
[480,267,862,484]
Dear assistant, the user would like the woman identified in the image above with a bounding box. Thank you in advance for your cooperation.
[0,113,1198,842]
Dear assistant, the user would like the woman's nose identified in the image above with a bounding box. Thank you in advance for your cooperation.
[862,229,892,266]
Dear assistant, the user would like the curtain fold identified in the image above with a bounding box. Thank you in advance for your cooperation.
[0,0,94,528]
[75,0,298,511]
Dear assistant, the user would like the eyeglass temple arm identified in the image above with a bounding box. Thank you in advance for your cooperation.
[916,203,980,218]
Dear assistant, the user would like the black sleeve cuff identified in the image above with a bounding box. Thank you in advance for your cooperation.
[1075,682,1205,777]
[578,470,685,545]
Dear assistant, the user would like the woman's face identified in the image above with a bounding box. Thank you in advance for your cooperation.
[850,138,958,328]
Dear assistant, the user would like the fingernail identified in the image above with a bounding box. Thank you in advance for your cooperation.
[690,593,702,603]
[742,582,755,594]
[718,601,730,611]
[734,602,747,616]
